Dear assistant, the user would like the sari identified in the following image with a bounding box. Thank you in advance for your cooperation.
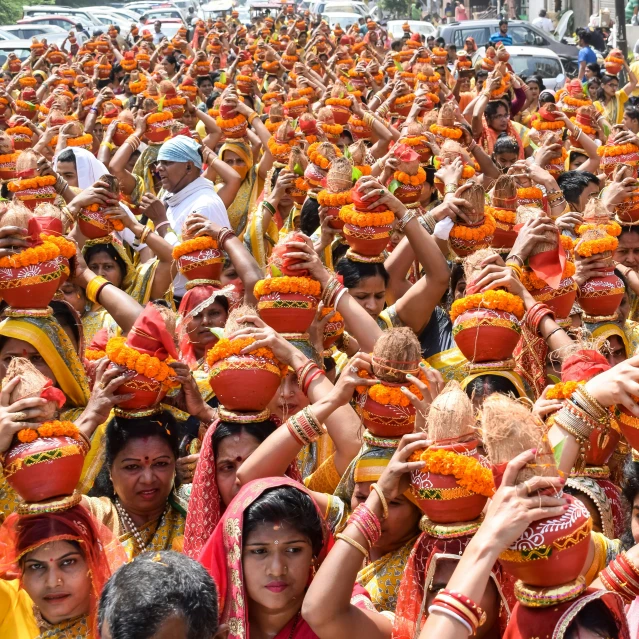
[131,143,161,202]
[480,117,526,159]
[198,477,330,639]
[589,322,631,359]
[461,368,529,399]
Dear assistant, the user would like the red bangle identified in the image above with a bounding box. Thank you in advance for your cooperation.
[303,368,324,394]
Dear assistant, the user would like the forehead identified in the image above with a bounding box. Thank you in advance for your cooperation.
[0,338,38,356]
[216,430,260,459]
[115,435,173,459]
[618,230,639,248]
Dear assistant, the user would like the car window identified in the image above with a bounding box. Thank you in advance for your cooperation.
[509,56,562,78]
[509,25,544,46]
[453,27,489,47]
[0,48,30,65]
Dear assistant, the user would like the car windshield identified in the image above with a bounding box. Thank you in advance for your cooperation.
[0,48,30,65]
[509,56,562,78]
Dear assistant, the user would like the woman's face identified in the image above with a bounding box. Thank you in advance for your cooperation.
[87,249,124,289]
[182,110,197,130]
[453,276,467,300]
[347,274,386,320]
[603,78,619,98]
[527,81,540,101]
[569,153,587,170]
[588,81,600,101]
[162,57,176,75]
[0,338,54,380]
[216,430,261,507]
[55,161,78,189]
[60,281,88,314]
[631,493,639,544]
[493,150,518,172]
[603,335,627,366]
[242,520,314,614]
[222,150,249,180]
[268,371,309,421]
[110,435,176,517]
[186,300,228,352]
[22,541,91,625]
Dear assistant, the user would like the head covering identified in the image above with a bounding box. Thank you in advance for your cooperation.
[560,349,610,382]
[589,322,630,359]
[461,369,528,399]
[565,475,623,539]
[82,233,135,290]
[157,134,202,168]
[53,147,108,190]
[197,478,329,639]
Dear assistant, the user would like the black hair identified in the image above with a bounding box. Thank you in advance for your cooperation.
[196,74,213,87]
[625,105,639,123]
[622,459,639,549]
[539,90,556,105]
[300,197,320,237]
[499,18,508,26]
[565,598,621,639]
[211,420,277,459]
[57,148,77,166]
[464,374,519,401]
[436,37,446,47]
[620,225,639,238]
[335,257,389,289]
[539,8,546,16]
[50,300,81,347]
[556,171,599,208]
[98,551,220,639]
[244,485,324,557]
[493,134,519,156]
[84,243,128,286]
[587,62,601,76]
[579,30,592,46]
[598,74,619,102]
[485,99,509,120]
[447,43,457,52]
[525,74,544,90]
[163,54,180,70]
[391,39,403,51]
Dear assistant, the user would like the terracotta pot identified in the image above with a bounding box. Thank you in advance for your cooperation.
[0,259,64,309]
[4,435,87,502]
[15,106,37,120]
[112,127,131,147]
[616,200,639,224]
[285,104,307,119]
[258,291,318,333]
[177,247,223,282]
[166,104,185,119]
[453,308,521,363]
[616,405,639,450]
[291,188,308,206]
[78,209,115,239]
[144,124,172,143]
[578,269,624,318]
[532,277,578,320]
[209,355,281,411]
[449,235,493,258]
[114,370,168,409]
[394,102,413,117]
[323,316,344,349]
[491,223,517,250]
[393,181,422,204]
[601,151,639,178]
[586,421,620,466]
[605,60,622,75]
[328,104,350,125]
[11,135,33,151]
[498,495,591,587]
[343,223,392,257]
[0,160,16,181]
[410,440,488,523]
[325,205,344,230]
[357,383,416,437]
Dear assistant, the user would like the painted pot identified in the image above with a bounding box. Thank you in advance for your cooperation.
[616,199,639,224]
[578,269,624,319]
[114,370,168,409]
[257,292,318,333]
[113,126,132,147]
[393,181,422,204]
[285,103,307,119]
[328,104,351,125]
[498,495,591,587]
[616,405,639,451]
[325,206,344,230]
[3,435,87,502]
[449,235,493,259]
[0,157,17,181]
[78,208,116,239]
[357,383,416,437]
[13,186,57,211]
[165,103,185,120]
[144,123,173,144]
[410,440,488,523]
[343,223,392,257]
[532,277,578,321]
[491,223,517,250]
[15,105,38,120]
[10,133,33,151]
[0,259,64,309]
[394,101,413,117]
[586,422,620,467]
[177,247,223,282]
[291,187,308,206]
[323,316,345,349]
[453,308,521,363]
[209,355,281,411]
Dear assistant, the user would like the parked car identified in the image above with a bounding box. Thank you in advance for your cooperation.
[321,11,361,29]
[143,18,184,39]
[17,15,93,32]
[0,40,33,66]
[0,23,67,45]
[22,5,102,26]
[387,20,436,40]
[311,1,368,17]
[141,6,186,22]
[437,19,579,77]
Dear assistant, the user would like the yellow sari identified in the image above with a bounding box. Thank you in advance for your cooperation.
[0,580,38,639]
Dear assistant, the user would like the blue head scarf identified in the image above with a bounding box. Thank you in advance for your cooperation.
[157,135,202,169]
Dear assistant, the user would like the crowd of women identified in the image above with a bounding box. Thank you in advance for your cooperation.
[4,7,639,639]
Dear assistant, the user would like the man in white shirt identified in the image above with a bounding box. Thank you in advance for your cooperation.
[532,9,553,33]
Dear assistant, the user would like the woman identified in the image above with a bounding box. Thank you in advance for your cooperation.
[490,135,520,174]
[0,504,125,638]
[594,66,638,125]
[82,412,186,559]
[517,76,543,126]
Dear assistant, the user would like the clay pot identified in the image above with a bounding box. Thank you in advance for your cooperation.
[328,104,350,125]
[165,103,185,120]
[343,223,392,257]
[78,208,116,239]
[291,187,308,206]
[209,355,281,411]
[449,234,494,258]
[0,157,16,181]
[605,60,622,75]
[15,105,38,120]
[145,122,173,143]
[112,126,131,147]
[11,133,33,151]
[491,223,517,250]
[285,102,308,119]
[357,383,416,437]
[532,277,577,320]
[257,291,318,333]
[498,495,591,587]
[586,421,620,466]
[393,181,422,204]
[615,198,639,224]
[0,259,64,309]
[411,440,488,523]
[325,206,344,230]
[453,308,521,363]
[323,315,345,349]
[114,370,168,409]
[177,247,223,282]
[394,101,413,118]
[578,269,624,318]
[3,435,87,502]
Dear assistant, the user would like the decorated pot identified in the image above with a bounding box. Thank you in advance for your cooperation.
[114,370,168,409]
[357,382,416,437]
[532,277,578,320]
[586,421,620,467]
[616,405,639,451]
[578,269,624,319]
[165,103,185,120]
[112,125,134,147]
[3,435,87,502]
[257,291,318,333]
[410,440,488,523]
[323,315,344,349]
[15,104,38,119]
[78,208,117,239]
[393,181,422,204]
[394,101,413,118]
[498,495,592,587]
[449,235,493,258]
[0,154,17,181]
[209,354,282,411]
[10,133,33,151]
[145,122,173,143]
[343,223,392,257]
[327,103,351,125]
[453,308,521,363]
[616,198,639,224]
[291,187,308,206]
[491,223,517,250]
[0,259,64,309]
[177,247,223,282]
[325,206,344,230]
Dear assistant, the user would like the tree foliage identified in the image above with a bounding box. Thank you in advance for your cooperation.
[381,0,411,19]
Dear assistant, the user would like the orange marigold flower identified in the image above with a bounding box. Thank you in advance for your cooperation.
[172,236,219,259]
[339,203,395,227]
[451,290,525,321]
[254,276,321,298]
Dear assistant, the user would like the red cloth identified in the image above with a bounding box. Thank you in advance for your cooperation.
[527,229,566,290]
[392,143,420,164]
[26,217,43,247]
[126,303,177,360]
[561,349,610,382]
[40,383,66,408]
[34,216,63,236]
[88,327,109,353]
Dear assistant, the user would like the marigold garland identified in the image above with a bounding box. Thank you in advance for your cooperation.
[106,336,179,388]
[450,290,525,322]
[206,336,288,377]
[570,118,597,136]
[531,117,565,131]
[283,98,308,109]
[517,186,544,201]
[546,380,584,400]
[295,177,309,191]
[576,221,621,237]
[356,165,372,175]
[148,112,173,125]
[563,95,591,108]
[41,234,76,258]
[339,204,395,227]
[410,448,495,497]
[560,235,575,250]
[216,113,247,129]
[6,126,33,137]
[521,260,575,290]
[400,136,428,147]
[254,276,321,298]
[486,206,516,225]
[85,348,106,361]
[172,236,219,260]
[356,368,429,406]
[7,175,56,193]
[326,97,351,107]
[576,235,618,257]
[0,152,19,163]
[395,93,415,106]
[450,213,496,242]
[17,420,80,444]
[320,122,343,135]
[308,141,341,169]
[430,124,463,139]
[317,190,352,206]
[394,167,426,186]
[598,142,639,157]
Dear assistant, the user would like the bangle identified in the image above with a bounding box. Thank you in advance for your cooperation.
[54,174,68,194]
[440,590,486,628]
[506,262,523,279]
[363,111,376,128]
[467,139,477,152]
[217,227,236,249]
[247,112,258,125]
[263,200,276,215]
[396,211,416,233]
[348,503,382,547]
[420,212,437,234]
[154,220,170,233]
[428,605,474,635]
[89,106,99,113]
[100,140,115,151]
[139,225,152,244]
[545,326,563,340]
[86,276,111,304]
[333,287,348,311]
[444,183,458,195]
[125,134,141,151]
[370,483,388,519]
[335,533,369,557]
[507,253,524,267]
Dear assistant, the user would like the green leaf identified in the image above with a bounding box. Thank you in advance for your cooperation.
[293,162,304,176]
[210,327,225,340]
[157,95,165,112]
[269,263,284,277]
[352,166,363,181]
[388,179,401,194]
[394,60,402,70]
[291,118,298,129]
[343,145,352,159]
[346,82,355,91]
[26,102,36,110]
[219,71,226,85]
[551,436,566,467]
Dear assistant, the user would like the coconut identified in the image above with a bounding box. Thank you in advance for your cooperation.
[269,103,285,123]
[463,247,500,285]
[427,381,475,442]
[326,157,353,193]
[371,327,421,383]
[330,80,348,99]
[0,201,32,233]
[224,304,260,336]
[3,358,59,422]
[440,139,472,166]
[317,141,338,161]
[274,119,296,144]
[159,79,177,97]
[348,139,367,166]
[317,106,335,124]
[458,182,486,226]
[582,196,611,225]
[15,149,39,178]
[577,228,613,266]
[0,132,14,155]
[33,202,73,234]
[516,206,557,255]
[288,146,308,174]
[437,101,456,128]
[491,174,517,210]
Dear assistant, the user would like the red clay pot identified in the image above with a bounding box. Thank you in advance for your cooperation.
[616,405,639,450]
[328,104,350,125]
[394,102,413,117]
[177,248,223,282]
[393,181,422,204]
[15,106,37,120]
[578,269,624,318]
[357,383,416,437]
[0,163,16,181]
[616,200,639,224]
[11,135,33,151]
[144,124,173,144]
[453,308,521,363]
[491,223,517,250]
[165,104,185,120]
[323,316,345,349]
[4,435,87,502]
[325,206,344,230]
[258,291,318,333]
[291,188,308,206]
[0,259,64,309]
[209,355,281,411]
[78,208,116,239]
[410,440,488,523]
[114,371,168,409]
[532,277,577,320]
[498,495,591,587]
[13,186,57,211]
[343,223,392,257]
[112,127,131,147]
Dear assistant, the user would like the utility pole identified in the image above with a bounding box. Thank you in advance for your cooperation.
[616,0,628,58]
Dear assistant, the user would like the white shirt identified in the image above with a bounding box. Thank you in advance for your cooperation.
[160,176,230,297]
[532,16,553,32]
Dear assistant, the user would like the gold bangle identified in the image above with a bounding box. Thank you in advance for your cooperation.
[86,276,109,304]
[336,533,369,557]
[248,112,258,125]
[370,483,389,520]
[139,225,152,244]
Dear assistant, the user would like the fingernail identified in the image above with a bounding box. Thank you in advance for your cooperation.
[563,504,570,510]
[419,362,426,368]
[406,373,412,378]
[530,448,537,454]
[401,386,407,390]
[560,477,566,484]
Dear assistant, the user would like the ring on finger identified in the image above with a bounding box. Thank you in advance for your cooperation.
[350,365,358,374]
[12,411,28,422]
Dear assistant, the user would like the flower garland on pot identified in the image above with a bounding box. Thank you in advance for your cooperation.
[172,233,223,282]
[206,336,288,378]
[317,157,354,230]
[597,128,639,178]
[450,289,525,322]
[17,420,80,444]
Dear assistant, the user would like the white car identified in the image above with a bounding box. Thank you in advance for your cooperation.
[312,1,368,18]
[387,20,436,40]
[321,11,361,29]
[474,45,565,91]
[142,6,186,22]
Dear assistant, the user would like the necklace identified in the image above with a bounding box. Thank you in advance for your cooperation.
[287,611,301,639]
[115,497,168,554]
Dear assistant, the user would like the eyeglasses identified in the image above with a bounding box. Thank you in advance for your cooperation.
[491,113,509,120]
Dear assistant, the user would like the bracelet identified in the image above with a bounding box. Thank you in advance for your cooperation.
[125,134,141,151]
[217,227,236,249]
[247,112,258,125]
[419,212,437,234]
[546,189,563,203]
[335,533,369,557]
[545,326,563,340]
[333,287,348,311]
[139,225,152,244]
[467,138,477,152]
[100,140,115,151]
[396,211,416,233]
[507,254,524,268]
[263,200,276,215]
[154,220,170,233]
[54,174,68,194]
[303,368,325,394]
[296,360,318,390]
[440,590,486,627]
[433,593,483,633]
[89,106,99,114]
[86,276,111,304]
[506,262,523,280]
[444,183,458,195]
[428,605,474,635]
[348,503,382,547]
[363,111,376,129]
[370,483,388,519]
[573,386,608,423]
